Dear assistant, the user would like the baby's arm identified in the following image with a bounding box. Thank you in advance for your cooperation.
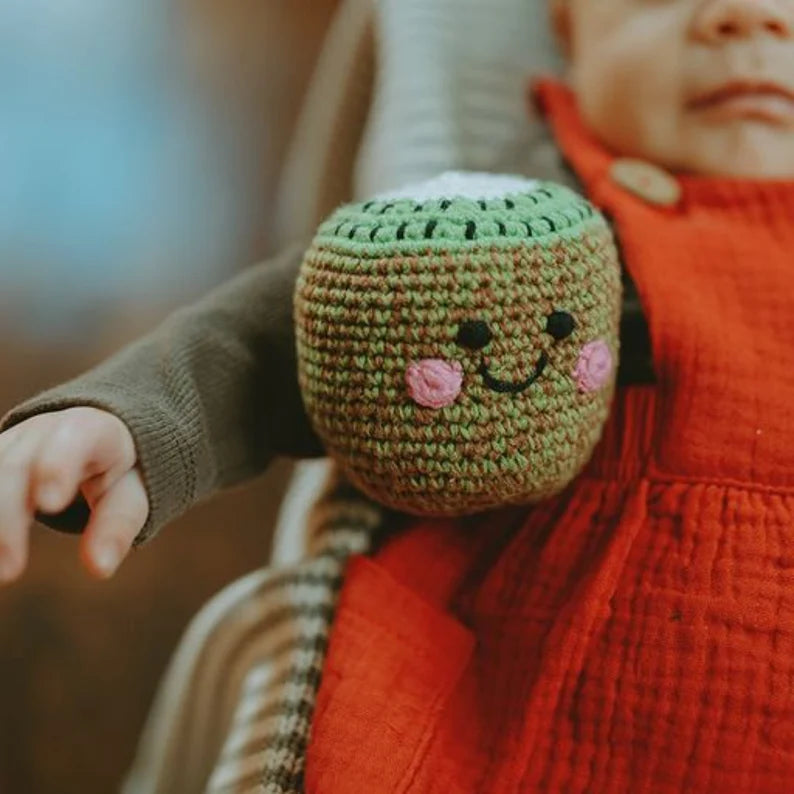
[0,242,323,581]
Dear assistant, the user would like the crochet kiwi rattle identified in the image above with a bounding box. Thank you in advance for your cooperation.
[294,172,621,516]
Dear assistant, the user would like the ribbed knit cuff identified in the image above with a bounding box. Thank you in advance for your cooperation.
[0,382,199,546]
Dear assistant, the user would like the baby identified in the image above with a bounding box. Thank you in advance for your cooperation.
[1,0,793,791]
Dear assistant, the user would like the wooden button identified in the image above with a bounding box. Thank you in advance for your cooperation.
[609,158,681,207]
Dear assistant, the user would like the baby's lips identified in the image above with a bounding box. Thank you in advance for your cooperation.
[575,339,614,393]
[405,359,463,408]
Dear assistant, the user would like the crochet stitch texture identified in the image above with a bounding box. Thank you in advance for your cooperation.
[295,174,621,515]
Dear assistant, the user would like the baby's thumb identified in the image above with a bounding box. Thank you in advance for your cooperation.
[79,467,148,579]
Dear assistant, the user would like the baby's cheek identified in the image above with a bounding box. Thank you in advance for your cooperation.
[405,359,463,408]
[574,339,614,393]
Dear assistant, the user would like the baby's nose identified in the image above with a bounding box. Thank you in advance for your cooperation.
[694,0,792,42]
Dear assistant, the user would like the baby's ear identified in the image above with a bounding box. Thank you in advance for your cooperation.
[550,0,572,60]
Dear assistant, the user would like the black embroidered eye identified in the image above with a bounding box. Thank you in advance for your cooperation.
[456,319,493,350]
[546,311,575,340]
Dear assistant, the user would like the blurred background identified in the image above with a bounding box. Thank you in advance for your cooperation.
[0,1,339,791]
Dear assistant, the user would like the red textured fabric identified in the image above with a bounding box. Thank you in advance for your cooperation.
[306,79,794,793]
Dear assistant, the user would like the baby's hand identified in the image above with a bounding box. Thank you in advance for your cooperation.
[0,407,148,584]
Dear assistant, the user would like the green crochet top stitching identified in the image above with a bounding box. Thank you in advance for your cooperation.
[315,181,601,255]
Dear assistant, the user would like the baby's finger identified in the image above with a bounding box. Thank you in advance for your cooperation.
[0,428,49,582]
[79,467,148,579]
[32,410,135,515]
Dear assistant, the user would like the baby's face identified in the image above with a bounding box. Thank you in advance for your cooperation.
[559,0,794,178]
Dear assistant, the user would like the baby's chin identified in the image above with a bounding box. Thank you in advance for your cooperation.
[675,121,794,179]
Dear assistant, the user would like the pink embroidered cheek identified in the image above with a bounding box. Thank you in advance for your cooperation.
[405,359,464,408]
[574,339,613,393]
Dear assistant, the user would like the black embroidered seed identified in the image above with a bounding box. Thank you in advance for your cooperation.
[465,221,477,240]
[424,220,437,239]
[440,200,451,210]
[413,203,424,212]
[362,201,374,211]
[334,223,344,236]
[369,226,380,242]
[505,198,515,209]
[347,225,358,239]
[478,200,487,210]
[497,222,506,236]
[456,320,493,350]
[523,222,534,237]
[542,216,557,232]
[546,311,576,340]
[396,222,408,240]
[379,203,394,214]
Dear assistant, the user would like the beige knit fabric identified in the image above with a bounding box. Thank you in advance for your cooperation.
[355,0,563,196]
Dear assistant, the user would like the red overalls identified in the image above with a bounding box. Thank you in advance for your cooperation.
[307,79,794,793]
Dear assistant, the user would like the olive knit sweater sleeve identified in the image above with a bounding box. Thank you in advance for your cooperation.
[0,242,325,545]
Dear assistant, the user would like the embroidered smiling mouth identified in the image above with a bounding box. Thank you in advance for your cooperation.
[478,351,549,394]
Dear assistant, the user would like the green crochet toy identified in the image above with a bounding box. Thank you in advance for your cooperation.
[294,172,621,516]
